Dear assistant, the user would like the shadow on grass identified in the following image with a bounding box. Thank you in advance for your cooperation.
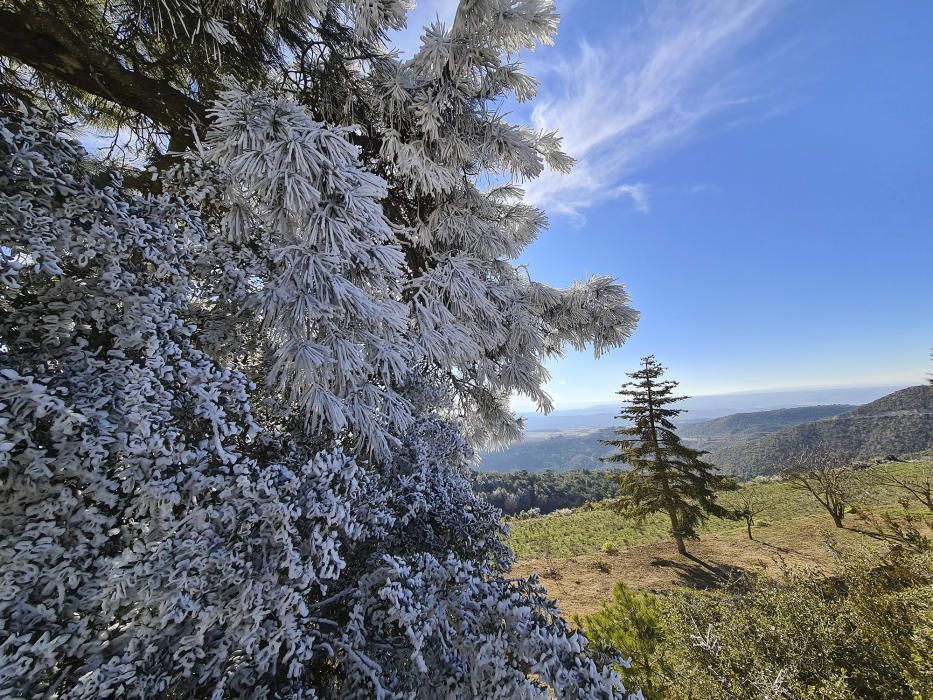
[757,540,801,556]
[845,525,891,542]
[649,552,747,589]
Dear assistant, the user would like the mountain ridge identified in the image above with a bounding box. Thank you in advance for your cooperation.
[518,384,907,432]
[680,404,856,444]
[707,385,933,478]
[480,403,865,472]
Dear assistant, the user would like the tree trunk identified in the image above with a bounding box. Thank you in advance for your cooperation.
[746,518,754,540]
[832,512,844,528]
[666,507,686,555]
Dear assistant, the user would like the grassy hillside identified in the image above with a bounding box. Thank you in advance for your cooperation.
[511,515,905,618]
[709,385,933,478]
[507,458,929,560]
[508,458,932,618]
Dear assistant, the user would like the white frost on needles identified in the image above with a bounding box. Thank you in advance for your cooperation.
[0,0,640,697]
[192,89,415,458]
[0,102,630,700]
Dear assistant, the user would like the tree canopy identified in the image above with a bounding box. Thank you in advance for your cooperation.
[472,468,623,516]
[0,0,639,697]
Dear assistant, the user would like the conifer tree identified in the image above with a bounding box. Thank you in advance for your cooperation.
[601,356,730,555]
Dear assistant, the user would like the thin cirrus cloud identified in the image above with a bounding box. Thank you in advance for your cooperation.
[524,0,786,219]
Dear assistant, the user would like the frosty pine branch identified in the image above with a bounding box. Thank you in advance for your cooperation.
[0,1,639,697]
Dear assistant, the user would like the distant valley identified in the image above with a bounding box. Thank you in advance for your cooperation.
[480,403,856,473]
[479,426,617,472]
[516,384,905,432]
[481,385,932,477]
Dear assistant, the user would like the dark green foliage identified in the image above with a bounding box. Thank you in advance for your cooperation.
[470,469,622,516]
[602,356,733,554]
[574,583,670,699]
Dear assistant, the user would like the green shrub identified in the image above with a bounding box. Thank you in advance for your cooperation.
[576,583,670,699]
[601,540,619,555]
[664,534,933,699]
[577,526,933,699]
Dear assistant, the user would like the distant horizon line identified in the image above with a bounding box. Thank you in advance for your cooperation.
[514,380,918,414]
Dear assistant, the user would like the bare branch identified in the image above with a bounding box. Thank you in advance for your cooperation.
[781,449,861,528]
[873,465,933,512]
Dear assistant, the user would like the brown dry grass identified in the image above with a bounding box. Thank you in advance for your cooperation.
[511,513,889,618]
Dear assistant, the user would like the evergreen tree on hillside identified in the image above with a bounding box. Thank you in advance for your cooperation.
[601,356,731,555]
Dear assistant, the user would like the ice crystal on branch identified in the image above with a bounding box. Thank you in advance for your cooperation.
[188,88,415,457]
[0,105,628,699]
[0,0,638,696]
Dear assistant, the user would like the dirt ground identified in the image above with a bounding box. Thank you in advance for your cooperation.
[510,514,884,618]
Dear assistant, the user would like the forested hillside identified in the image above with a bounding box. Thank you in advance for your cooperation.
[471,469,622,515]
[709,386,933,478]
[481,388,932,477]
[479,404,858,472]
[680,404,855,447]
[479,429,617,472]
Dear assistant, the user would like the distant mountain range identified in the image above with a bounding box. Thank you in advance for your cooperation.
[480,385,933,475]
[479,427,616,472]
[708,385,933,478]
[518,384,907,432]
[680,404,856,449]
[480,404,862,473]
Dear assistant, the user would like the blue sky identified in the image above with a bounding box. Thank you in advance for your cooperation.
[395,1,932,409]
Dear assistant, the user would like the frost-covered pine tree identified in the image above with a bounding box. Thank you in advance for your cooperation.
[0,1,639,697]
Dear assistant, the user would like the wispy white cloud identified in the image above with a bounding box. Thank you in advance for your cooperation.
[524,0,785,218]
